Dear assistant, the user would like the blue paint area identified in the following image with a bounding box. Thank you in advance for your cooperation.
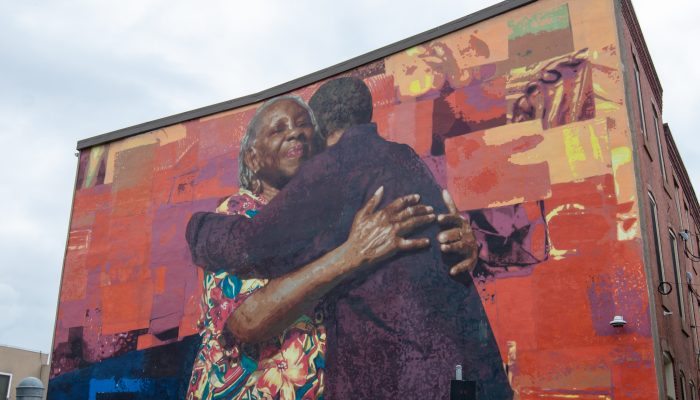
[221,274,242,299]
[88,378,143,400]
[314,355,325,370]
[48,334,200,400]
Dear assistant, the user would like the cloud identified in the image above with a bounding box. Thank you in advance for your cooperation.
[633,0,700,189]
[0,284,21,335]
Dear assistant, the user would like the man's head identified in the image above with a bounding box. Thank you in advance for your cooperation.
[309,77,373,145]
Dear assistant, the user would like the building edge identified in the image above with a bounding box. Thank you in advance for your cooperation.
[46,154,82,378]
[613,0,665,398]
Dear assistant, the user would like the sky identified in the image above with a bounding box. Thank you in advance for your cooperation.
[0,0,698,354]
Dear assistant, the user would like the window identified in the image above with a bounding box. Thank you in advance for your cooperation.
[664,352,676,400]
[654,106,667,181]
[681,372,688,400]
[674,179,683,225]
[650,193,666,282]
[634,55,647,139]
[690,288,699,353]
[0,373,10,400]
[671,230,685,320]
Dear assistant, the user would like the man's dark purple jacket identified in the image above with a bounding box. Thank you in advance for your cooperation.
[186,123,512,399]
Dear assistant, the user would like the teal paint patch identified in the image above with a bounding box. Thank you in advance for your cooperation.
[222,274,242,298]
[508,4,570,40]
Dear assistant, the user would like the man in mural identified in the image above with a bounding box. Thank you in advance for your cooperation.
[187,77,512,399]
[186,95,443,400]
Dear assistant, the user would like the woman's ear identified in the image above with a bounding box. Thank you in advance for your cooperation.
[244,148,264,194]
[245,148,260,174]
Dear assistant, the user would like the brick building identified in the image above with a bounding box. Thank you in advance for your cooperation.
[620,1,700,398]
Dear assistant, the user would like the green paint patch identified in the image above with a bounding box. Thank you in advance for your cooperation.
[508,4,570,40]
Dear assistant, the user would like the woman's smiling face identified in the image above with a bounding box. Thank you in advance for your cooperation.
[249,99,316,189]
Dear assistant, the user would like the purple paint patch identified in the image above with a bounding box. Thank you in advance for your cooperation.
[421,155,447,189]
[468,200,548,277]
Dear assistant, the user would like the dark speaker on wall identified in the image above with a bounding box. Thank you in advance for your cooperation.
[450,380,476,400]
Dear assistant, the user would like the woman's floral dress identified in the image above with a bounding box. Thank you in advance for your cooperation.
[186,189,326,400]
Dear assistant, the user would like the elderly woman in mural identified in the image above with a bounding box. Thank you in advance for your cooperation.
[187,77,512,399]
[186,94,475,400]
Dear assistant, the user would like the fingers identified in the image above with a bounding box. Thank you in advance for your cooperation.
[391,204,434,223]
[398,237,430,251]
[359,186,384,216]
[396,214,436,235]
[449,253,478,276]
[442,189,459,214]
[440,241,466,254]
[384,193,421,215]
[438,228,462,245]
[437,213,463,227]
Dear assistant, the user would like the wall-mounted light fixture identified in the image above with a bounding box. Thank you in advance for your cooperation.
[610,315,627,328]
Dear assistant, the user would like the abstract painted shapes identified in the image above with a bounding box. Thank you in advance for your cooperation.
[374,98,433,156]
[469,200,548,278]
[385,19,510,101]
[77,145,109,189]
[446,116,614,211]
[507,118,611,184]
[386,42,471,100]
[102,125,187,186]
[100,279,154,335]
[507,4,575,66]
[111,143,157,218]
[430,73,508,155]
[445,121,551,211]
[189,108,253,161]
[364,73,396,109]
[508,50,595,129]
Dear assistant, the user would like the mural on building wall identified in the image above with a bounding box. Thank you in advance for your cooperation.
[49,0,658,399]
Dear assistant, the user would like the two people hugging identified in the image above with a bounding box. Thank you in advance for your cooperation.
[185,77,512,400]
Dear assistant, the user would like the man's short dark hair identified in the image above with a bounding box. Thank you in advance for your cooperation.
[309,76,373,140]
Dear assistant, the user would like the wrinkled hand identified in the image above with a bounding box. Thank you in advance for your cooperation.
[437,190,478,276]
[347,186,434,267]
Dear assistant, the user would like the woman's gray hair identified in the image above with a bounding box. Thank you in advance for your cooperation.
[238,95,319,193]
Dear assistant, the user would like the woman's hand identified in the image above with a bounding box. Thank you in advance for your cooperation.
[437,190,478,276]
[346,186,434,268]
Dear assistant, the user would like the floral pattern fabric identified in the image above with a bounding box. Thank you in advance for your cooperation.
[187,189,326,400]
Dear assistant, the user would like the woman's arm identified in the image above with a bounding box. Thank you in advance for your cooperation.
[227,187,435,343]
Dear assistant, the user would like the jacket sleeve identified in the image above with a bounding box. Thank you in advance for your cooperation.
[185,150,356,279]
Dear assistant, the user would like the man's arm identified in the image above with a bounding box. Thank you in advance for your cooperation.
[186,148,375,279]
[228,189,435,343]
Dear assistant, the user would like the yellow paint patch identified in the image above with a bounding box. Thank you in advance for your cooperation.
[496,119,611,185]
[487,196,527,208]
[546,203,585,260]
[84,146,106,188]
[405,46,421,56]
[564,127,587,177]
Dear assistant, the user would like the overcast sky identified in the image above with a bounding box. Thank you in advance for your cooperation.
[0,0,697,354]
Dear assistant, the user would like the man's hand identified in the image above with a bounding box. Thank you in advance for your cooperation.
[347,186,434,267]
[437,189,478,276]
